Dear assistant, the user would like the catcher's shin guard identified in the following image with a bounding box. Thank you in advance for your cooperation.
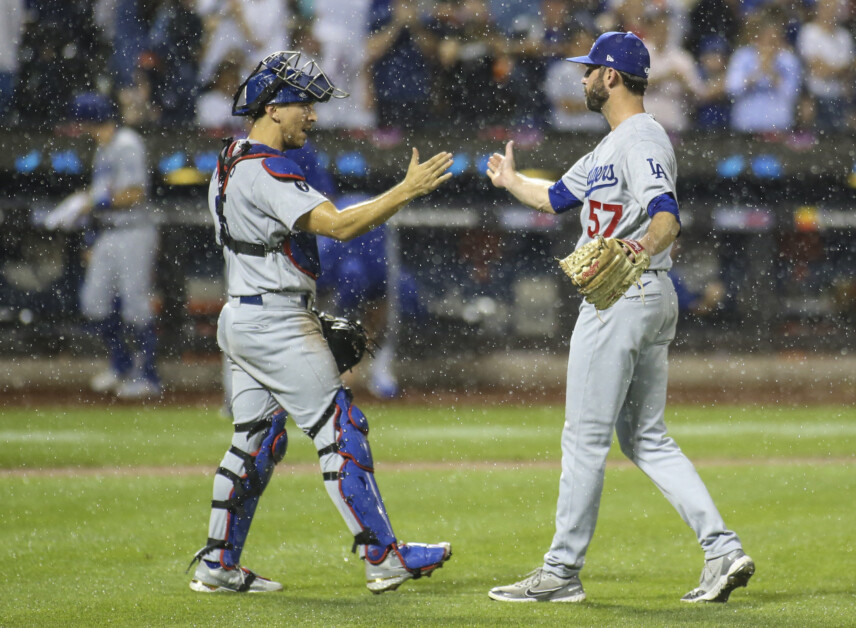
[313,389,397,557]
[192,409,288,569]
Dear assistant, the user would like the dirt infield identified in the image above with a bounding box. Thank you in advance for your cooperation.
[1,381,853,407]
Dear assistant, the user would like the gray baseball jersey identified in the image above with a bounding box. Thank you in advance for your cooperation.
[90,127,151,228]
[206,139,328,297]
[79,126,157,324]
[541,114,742,578]
[558,113,676,270]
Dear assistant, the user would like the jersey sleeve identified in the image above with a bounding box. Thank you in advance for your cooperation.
[623,140,677,212]
[253,156,328,230]
[553,153,590,207]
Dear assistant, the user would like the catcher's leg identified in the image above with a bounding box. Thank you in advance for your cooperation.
[309,388,451,593]
[188,409,288,593]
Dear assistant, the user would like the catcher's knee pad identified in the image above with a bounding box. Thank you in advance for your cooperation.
[200,409,288,567]
[316,389,396,555]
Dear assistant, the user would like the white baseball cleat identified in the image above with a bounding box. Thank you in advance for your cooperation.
[488,568,586,603]
[90,369,123,393]
[189,561,283,593]
[365,542,451,594]
[681,549,755,603]
[115,378,162,399]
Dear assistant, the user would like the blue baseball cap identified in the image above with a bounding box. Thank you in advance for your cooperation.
[566,31,650,78]
[69,92,116,123]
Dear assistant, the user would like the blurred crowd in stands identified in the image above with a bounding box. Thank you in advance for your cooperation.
[3,0,856,139]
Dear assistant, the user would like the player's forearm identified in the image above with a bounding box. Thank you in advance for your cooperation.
[504,173,555,214]
[638,212,680,255]
[335,185,413,239]
[303,185,413,241]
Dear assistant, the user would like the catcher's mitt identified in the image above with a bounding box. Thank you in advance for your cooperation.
[316,311,375,373]
[558,235,651,310]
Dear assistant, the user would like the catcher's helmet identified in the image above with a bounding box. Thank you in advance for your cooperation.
[232,51,348,117]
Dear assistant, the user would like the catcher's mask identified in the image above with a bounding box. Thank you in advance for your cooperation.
[232,51,349,117]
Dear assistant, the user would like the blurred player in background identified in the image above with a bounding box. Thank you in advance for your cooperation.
[485,32,754,604]
[48,92,161,398]
[188,50,453,594]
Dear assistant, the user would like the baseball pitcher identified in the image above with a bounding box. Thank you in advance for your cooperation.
[485,32,754,604]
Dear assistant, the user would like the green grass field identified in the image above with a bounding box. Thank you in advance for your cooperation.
[1,401,854,627]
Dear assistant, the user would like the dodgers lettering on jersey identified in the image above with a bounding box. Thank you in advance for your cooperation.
[207,140,329,297]
[558,114,678,271]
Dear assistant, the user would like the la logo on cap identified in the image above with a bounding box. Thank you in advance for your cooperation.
[607,55,615,62]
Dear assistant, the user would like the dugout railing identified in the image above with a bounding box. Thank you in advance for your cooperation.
[0,129,854,360]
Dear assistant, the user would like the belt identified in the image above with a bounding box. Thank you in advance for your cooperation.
[232,292,311,308]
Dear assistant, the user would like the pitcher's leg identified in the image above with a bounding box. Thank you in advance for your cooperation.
[616,340,741,558]
[544,306,637,577]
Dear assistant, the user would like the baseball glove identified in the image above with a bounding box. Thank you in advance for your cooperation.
[557,235,651,310]
[316,311,375,373]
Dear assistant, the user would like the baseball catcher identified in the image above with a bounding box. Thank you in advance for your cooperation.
[188,49,453,596]
[558,235,651,310]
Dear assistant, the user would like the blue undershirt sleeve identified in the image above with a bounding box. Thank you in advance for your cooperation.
[647,192,681,227]
[548,179,583,214]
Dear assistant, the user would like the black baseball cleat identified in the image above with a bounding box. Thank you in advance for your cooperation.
[681,549,755,603]
[488,568,586,603]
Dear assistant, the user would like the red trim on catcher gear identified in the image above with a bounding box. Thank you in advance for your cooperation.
[282,239,318,279]
[218,141,281,195]
[366,543,394,565]
[261,161,306,181]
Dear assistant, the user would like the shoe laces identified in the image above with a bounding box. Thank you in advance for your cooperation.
[518,568,546,587]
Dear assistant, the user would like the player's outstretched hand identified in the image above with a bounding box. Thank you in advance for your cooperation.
[486,140,516,189]
[403,148,454,199]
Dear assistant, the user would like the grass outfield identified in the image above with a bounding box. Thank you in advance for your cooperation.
[1,402,854,627]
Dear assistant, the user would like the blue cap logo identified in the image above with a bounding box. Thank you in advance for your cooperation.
[566,31,650,78]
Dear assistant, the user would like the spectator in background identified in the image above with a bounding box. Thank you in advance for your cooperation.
[117,52,163,126]
[0,0,25,120]
[14,3,103,126]
[725,8,802,135]
[601,0,687,47]
[311,0,376,131]
[147,0,204,125]
[684,0,741,58]
[195,55,247,136]
[543,26,607,132]
[796,0,854,132]
[428,0,505,127]
[196,0,291,86]
[499,0,598,132]
[695,35,731,131]
[641,7,704,134]
[111,0,152,92]
[366,0,434,135]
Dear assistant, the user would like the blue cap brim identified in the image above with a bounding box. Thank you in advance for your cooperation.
[566,55,595,65]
